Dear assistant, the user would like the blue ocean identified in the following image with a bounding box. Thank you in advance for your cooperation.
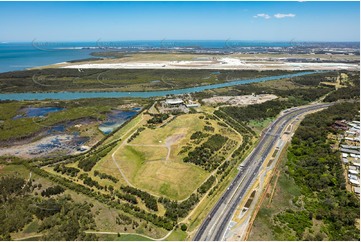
[0,40,358,74]
[0,40,291,73]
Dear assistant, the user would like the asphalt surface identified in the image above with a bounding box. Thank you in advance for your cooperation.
[193,103,333,241]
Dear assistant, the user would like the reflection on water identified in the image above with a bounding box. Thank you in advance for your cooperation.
[99,109,139,135]
[13,106,64,119]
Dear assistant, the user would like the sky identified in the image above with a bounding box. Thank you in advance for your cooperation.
[0,1,359,42]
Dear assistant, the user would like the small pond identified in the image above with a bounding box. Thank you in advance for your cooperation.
[98,110,139,135]
[13,107,64,119]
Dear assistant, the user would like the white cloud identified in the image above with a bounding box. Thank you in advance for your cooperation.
[253,13,271,19]
[274,13,296,19]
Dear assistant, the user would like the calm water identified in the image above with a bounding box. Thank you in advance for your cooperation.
[98,110,139,134]
[13,106,64,119]
[0,71,319,101]
[2,41,354,73]
[0,41,277,73]
[0,42,98,73]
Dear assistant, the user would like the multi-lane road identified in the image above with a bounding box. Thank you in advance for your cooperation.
[194,103,333,241]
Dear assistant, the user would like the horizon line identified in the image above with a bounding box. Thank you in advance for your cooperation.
[2,39,360,43]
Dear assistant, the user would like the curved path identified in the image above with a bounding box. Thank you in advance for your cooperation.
[111,114,145,187]
[84,229,174,241]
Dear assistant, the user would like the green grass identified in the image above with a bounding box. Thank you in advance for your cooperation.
[106,113,215,200]
[165,229,188,241]
[248,117,274,134]
[22,221,40,234]
[96,233,152,241]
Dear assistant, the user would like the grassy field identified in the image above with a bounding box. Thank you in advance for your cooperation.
[92,112,240,201]
[248,117,274,134]
[96,233,152,241]
[112,113,212,200]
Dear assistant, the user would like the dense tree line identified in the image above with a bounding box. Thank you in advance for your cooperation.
[183,134,228,170]
[121,203,174,230]
[147,114,169,124]
[78,142,117,172]
[197,175,216,194]
[41,185,65,197]
[127,127,145,142]
[54,164,80,177]
[114,190,138,204]
[120,185,158,211]
[79,173,103,190]
[159,194,199,221]
[281,102,360,240]
[190,131,209,140]
[214,110,255,136]
[203,125,215,132]
[94,170,119,183]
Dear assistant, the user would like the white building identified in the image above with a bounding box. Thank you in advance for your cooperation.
[348,170,359,176]
[349,178,360,186]
[165,98,184,106]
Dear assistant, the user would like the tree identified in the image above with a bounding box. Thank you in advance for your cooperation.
[181,224,187,231]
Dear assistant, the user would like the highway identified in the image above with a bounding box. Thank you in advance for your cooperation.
[193,102,333,241]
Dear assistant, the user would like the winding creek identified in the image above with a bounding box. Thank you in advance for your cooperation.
[0,71,319,101]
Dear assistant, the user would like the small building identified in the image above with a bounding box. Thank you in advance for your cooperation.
[349,165,357,171]
[348,170,359,176]
[342,158,349,164]
[349,178,360,186]
[165,98,184,106]
[341,144,360,150]
[346,131,357,136]
[342,153,349,158]
[352,162,361,169]
[185,103,200,108]
[349,174,359,180]
[340,148,360,155]
[348,122,359,129]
